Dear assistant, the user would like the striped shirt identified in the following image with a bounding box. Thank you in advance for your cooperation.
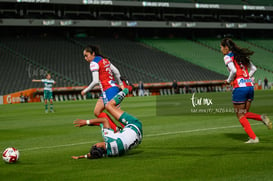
[224,52,253,88]
[41,79,55,92]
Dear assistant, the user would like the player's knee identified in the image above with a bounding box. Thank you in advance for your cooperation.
[94,110,100,117]
[105,104,111,112]
[105,101,115,111]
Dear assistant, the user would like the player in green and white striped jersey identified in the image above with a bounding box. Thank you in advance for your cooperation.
[72,88,143,159]
[32,73,56,113]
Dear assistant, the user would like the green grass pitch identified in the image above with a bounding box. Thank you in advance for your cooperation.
[1,90,273,181]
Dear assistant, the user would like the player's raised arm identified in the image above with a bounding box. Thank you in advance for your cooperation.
[32,79,42,82]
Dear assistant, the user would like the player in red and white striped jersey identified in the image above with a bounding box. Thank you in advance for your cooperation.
[81,45,124,128]
[221,38,272,144]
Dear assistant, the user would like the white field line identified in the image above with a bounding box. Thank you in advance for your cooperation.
[20,123,261,152]
[145,123,260,137]
[20,141,98,151]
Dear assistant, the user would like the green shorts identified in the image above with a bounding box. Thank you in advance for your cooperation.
[44,90,53,100]
[119,112,143,137]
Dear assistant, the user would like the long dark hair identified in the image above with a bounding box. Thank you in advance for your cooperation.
[84,45,107,58]
[221,38,254,66]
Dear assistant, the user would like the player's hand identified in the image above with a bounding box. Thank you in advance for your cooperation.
[81,90,86,96]
[73,119,87,127]
[71,156,80,160]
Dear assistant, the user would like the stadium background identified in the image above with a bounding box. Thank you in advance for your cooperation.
[1,0,273,103]
[1,1,273,180]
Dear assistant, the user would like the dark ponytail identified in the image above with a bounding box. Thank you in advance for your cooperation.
[221,38,254,66]
[84,45,107,58]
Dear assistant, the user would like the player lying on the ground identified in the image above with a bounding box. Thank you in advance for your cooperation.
[72,88,143,159]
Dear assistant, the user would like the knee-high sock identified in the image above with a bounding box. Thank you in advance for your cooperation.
[113,88,129,105]
[239,116,256,139]
[245,112,262,121]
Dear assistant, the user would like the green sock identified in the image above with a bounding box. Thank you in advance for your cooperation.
[113,88,129,105]
[45,104,48,111]
[50,104,53,110]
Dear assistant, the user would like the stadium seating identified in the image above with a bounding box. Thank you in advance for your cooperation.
[246,38,273,52]
[195,38,273,82]
[0,35,226,94]
[1,35,272,95]
[0,48,30,95]
[231,39,273,72]
[141,38,226,75]
[143,38,273,82]
[0,36,86,86]
[74,37,226,83]
[0,37,77,95]
[196,38,273,82]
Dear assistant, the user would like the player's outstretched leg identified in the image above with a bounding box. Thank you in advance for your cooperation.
[105,88,129,123]
[245,112,262,121]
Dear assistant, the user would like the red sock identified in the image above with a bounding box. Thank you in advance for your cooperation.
[239,116,256,139]
[98,112,119,131]
[245,112,262,121]
[103,112,125,129]
[119,122,125,128]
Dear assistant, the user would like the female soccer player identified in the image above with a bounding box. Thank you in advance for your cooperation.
[32,73,56,113]
[81,45,124,118]
[72,88,143,159]
[220,38,272,143]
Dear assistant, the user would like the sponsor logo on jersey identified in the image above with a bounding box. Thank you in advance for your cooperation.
[238,78,252,84]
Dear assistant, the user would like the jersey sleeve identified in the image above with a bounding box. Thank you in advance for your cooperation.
[82,71,99,94]
[226,62,237,83]
[248,61,257,77]
[110,63,123,85]
[41,79,46,83]
[224,55,233,65]
[90,61,99,72]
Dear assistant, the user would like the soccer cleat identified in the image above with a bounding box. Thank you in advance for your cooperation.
[45,110,48,113]
[245,137,259,144]
[50,109,55,113]
[261,114,272,130]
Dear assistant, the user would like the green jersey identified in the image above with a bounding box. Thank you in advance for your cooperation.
[42,79,55,92]
[101,112,143,157]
